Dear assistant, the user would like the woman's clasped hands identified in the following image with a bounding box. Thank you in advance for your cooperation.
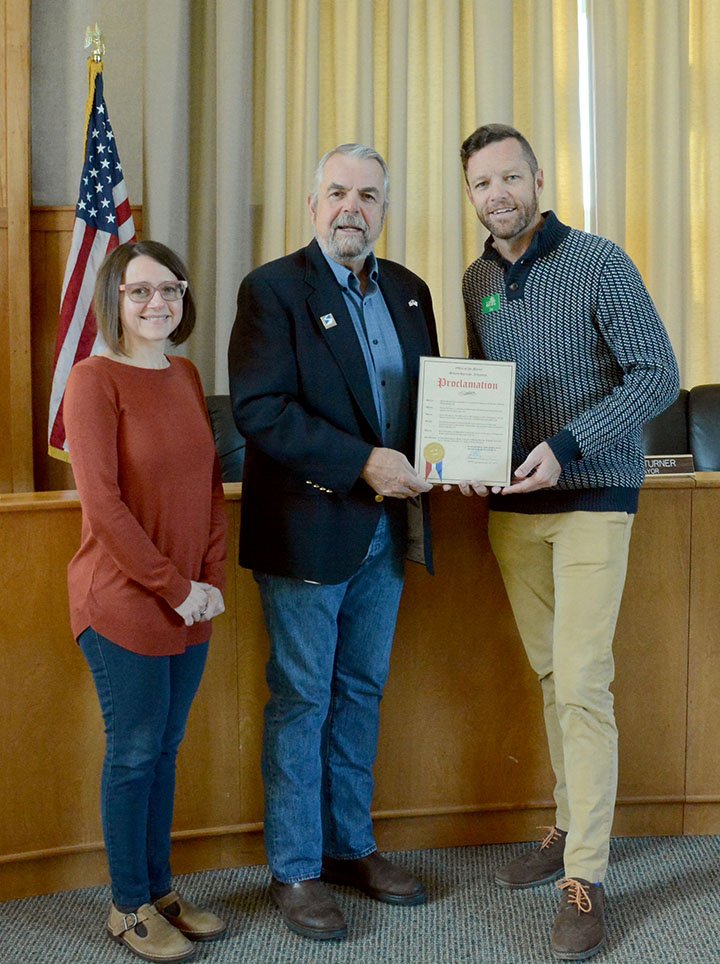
[174,580,225,626]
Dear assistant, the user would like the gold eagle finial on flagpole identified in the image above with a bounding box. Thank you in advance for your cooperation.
[84,22,105,63]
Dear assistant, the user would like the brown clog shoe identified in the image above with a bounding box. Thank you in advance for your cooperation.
[106,902,195,962]
[155,890,227,941]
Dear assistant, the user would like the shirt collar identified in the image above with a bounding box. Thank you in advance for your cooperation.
[321,248,379,293]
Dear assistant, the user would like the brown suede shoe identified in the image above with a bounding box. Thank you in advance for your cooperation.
[495,827,567,889]
[321,851,426,905]
[551,877,606,960]
[270,878,347,941]
[107,903,195,962]
[155,890,226,941]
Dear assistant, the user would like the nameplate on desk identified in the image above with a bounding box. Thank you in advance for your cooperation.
[644,454,695,476]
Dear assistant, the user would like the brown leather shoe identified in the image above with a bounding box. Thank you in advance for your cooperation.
[551,877,606,960]
[495,826,567,889]
[106,903,195,962]
[270,878,347,941]
[155,890,226,941]
[321,851,426,905]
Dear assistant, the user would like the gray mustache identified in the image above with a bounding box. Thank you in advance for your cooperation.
[332,215,367,232]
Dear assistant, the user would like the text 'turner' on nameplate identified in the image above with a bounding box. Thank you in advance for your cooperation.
[644,454,695,476]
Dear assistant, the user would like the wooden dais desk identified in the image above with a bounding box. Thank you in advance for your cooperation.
[1,477,718,900]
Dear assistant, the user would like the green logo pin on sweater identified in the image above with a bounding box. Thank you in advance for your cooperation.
[481,293,501,314]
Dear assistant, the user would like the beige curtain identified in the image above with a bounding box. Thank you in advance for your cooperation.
[592,0,720,386]
[144,0,255,394]
[687,0,720,382]
[513,0,584,230]
[144,0,583,384]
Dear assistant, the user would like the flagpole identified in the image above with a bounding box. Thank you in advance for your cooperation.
[48,24,137,462]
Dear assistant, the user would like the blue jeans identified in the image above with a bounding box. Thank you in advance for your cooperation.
[256,511,406,883]
[79,628,208,908]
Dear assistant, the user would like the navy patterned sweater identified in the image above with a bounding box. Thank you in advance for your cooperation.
[463,212,680,514]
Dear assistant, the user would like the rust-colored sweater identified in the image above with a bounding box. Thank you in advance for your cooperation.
[64,355,227,655]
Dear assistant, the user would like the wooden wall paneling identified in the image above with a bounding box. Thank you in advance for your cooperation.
[376,490,556,850]
[174,496,282,871]
[0,219,10,492]
[0,0,11,491]
[29,206,144,492]
[0,0,6,208]
[171,501,248,873]
[685,474,720,834]
[0,498,95,900]
[611,481,692,837]
[30,207,77,492]
[5,0,32,491]
[229,498,271,866]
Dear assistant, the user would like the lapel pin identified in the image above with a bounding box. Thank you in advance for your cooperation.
[320,313,337,329]
[408,299,418,307]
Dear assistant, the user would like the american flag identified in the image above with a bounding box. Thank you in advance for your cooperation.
[48,60,136,460]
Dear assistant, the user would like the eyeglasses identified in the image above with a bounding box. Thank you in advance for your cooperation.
[119,280,188,304]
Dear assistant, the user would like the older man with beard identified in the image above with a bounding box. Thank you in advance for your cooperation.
[228,144,438,941]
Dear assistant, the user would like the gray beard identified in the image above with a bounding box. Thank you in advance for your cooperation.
[323,229,372,265]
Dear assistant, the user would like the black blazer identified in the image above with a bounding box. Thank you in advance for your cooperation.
[228,239,439,583]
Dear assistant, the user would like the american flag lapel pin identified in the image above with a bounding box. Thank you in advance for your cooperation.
[408,299,418,307]
[320,312,337,329]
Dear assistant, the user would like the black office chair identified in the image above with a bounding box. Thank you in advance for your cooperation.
[642,389,689,455]
[688,384,720,471]
[206,395,245,482]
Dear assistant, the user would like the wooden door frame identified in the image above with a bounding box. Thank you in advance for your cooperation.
[4,0,32,491]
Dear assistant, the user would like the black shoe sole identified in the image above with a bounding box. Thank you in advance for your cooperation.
[282,918,348,941]
[367,888,426,906]
[551,936,606,960]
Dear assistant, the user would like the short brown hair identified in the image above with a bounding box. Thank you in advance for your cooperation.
[94,240,196,355]
[460,124,539,179]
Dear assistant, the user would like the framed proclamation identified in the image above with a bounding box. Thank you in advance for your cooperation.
[414,357,516,487]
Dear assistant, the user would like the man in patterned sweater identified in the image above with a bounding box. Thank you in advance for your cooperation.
[459,124,679,961]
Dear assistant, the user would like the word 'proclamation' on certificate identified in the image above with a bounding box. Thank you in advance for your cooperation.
[414,357,516,486]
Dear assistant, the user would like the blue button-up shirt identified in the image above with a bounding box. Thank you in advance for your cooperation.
[322,250,410,452]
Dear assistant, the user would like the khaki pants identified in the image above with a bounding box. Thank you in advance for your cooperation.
[488,510,634,883]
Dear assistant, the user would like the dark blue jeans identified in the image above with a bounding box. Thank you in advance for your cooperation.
[256,511,406,883]
[79,628,208,909]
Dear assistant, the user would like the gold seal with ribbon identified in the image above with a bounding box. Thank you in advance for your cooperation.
[423,442,445,480]
[423,442,445,464]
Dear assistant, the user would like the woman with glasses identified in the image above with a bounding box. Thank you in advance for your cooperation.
[64,240,227,962]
